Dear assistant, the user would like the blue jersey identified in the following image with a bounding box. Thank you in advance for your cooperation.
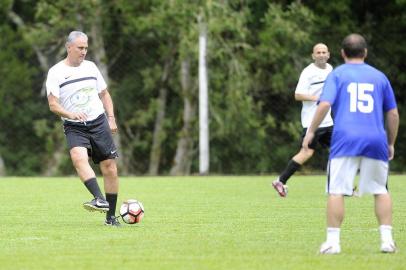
[320,63,397,161]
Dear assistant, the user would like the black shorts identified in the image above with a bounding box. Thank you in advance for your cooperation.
[301,126,333,150]
[63,114,118,164]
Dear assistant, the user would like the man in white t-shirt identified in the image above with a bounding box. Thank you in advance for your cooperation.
[46,31,121,226]
[272,43,333,197]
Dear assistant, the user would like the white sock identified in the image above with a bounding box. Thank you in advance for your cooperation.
[379,225,394,243]
[326,227,340,245]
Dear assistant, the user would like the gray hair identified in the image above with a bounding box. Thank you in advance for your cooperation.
[66,31,88,45]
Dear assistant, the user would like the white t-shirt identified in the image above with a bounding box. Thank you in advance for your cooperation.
[295,63,334,128]
[46,60,107,122]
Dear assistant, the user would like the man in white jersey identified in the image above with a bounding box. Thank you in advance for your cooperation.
[303,33,399,254]
[272,43,333,197]
[46,31,121,226]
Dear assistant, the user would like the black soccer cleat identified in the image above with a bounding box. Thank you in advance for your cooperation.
[83,197,110,213]
[104,216,122,227]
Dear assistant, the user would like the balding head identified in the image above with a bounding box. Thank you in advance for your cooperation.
[312,43,330,68]
[313,43,328,54]
[342,34,367,58]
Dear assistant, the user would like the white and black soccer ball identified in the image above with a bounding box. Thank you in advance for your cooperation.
[119,199,145,224]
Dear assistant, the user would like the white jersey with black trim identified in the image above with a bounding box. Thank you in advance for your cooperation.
[295,63,334,128]
[46,60,107,122]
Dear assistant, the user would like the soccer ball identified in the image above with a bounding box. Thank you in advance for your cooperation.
[119,199,145,224]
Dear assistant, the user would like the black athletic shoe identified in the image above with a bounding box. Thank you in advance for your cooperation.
[83,197,109,213]
[105,216,121,227]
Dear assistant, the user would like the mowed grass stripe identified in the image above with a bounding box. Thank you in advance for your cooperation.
[0,176,405,270]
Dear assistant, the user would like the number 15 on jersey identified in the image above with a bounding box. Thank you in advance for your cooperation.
[347,83,374,113]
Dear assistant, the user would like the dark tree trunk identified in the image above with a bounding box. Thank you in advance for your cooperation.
[0,155,5,176]
[170,57,196,175]
[148,60,172,175]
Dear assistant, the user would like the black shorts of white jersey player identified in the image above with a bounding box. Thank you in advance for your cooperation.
[63,113,118,164]
[301,126,333,150]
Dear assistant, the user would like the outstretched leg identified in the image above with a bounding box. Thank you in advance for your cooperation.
[272,148,314,197]
[280,147,314,184]
[70,146,109,212]
[100,158,120,225]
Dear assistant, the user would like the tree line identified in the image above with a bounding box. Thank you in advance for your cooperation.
[0,0,404,176]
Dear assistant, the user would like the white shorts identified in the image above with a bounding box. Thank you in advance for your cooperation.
[327,157,389,196]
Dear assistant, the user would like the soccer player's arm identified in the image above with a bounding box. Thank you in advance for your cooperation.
[385,108,399,160]
[94,62,117,133]
[45,70,87,121]
[99,89,114,118]
[302,101,331,149]
[294,70,318,102]
[99,89,118,133]
[47,95,87,122]
[295,93,319,102]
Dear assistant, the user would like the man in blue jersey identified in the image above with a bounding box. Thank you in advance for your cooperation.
[303,33,399,254]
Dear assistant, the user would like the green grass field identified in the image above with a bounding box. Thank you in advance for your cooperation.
[1,175,406,270]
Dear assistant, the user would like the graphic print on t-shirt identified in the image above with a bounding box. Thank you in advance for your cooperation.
[69,87,95,115]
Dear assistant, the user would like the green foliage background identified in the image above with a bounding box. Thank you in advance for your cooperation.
[0,0,404,175]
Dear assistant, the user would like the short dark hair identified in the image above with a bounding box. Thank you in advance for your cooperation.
[342,34,367,58]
